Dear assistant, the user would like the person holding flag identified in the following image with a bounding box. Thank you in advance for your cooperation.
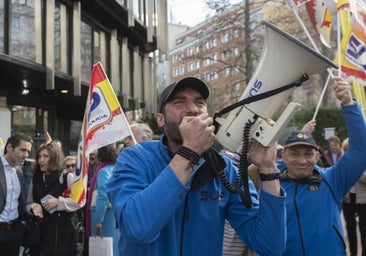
[69,62,132,209]
[277,76,366,255]
[68,62,132,255]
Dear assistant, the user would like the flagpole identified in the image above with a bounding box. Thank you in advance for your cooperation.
[291,5,334,120]
[312,73,331,120]
[337,12,342,76]
[291,6,319,50]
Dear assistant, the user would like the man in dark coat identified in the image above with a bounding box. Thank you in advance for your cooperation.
[0,133,33,255]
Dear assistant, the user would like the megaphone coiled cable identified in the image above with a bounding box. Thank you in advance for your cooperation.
[236,117,257,209]
[213,117,257,209]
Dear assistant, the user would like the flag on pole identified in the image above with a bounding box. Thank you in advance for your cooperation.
[334,0,366,116]
[336,0,351,11]
[69,62,132,205]
[44,131,52,144]
[336,0,366,27]
[352,81,366,117]
[350,0,366,28]
[336,17,366,85]
[305,0,333,48]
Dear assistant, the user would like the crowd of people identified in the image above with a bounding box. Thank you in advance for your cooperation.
[0,121,153,256]
[0,75,365,256]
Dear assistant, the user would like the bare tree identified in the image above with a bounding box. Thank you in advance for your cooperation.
[199,0,337,110]
[171,0,337,114]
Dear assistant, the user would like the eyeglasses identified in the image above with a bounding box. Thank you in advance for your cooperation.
[66,164,76,169]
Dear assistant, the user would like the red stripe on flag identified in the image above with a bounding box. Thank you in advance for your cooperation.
[91,63,108,86]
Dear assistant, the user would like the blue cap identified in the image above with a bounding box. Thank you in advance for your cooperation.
[284,131,318,149]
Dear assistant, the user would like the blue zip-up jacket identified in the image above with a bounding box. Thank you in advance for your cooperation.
[107,137,286,256]
[278,103,366,256]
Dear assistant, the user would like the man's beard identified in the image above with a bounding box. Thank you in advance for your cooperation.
[163,119,183,145]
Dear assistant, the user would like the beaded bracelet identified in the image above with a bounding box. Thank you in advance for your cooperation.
[175,145,200,167]
[259,172,281,181]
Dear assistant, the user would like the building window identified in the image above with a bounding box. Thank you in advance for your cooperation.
[54,3,62,71]
[179,65,184,75]
[195,59,200,69]
[204,41,210,50]
[232,65,240,75]
[211,53,217,64]
[0,0,4,52]
[188,62,194,72]
[133,0,146,25]
[232,47,239,56]
[233,82,241,98]
[232,28,239,38]
[93,29,109,67]
[173,67,178,77]
[81,19,92,82]
[173,54,178,63]
[93,31,101,64]
[178,51,184,60]
[212,71,218,80]
[204,56,211,67]
[222,50,230,60]
[54,2,72,74]
[195,44,199,54]
[221,31,229,43]
[224,67,230,77]
[205,72,210,81]
[187,47,193,56]
[211,37,217,47]
[10,0,36,61]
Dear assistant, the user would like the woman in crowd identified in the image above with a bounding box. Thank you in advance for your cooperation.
[28,143,80,255]
[88,144,119,256]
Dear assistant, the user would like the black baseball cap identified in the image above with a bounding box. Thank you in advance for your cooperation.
[284,131,318,149]
[158,77,209,112]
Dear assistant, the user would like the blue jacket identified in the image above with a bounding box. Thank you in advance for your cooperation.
[279,103,366,256]
[107,137,286,256]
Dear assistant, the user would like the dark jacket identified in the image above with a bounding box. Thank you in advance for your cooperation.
[32,170,75,255]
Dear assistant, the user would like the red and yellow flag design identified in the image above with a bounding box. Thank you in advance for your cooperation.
[70,62,132,205]
[305,0,333,48]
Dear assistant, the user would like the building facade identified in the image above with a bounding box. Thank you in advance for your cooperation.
[167,1,341,117]
[0,0,168,155]
[169,4,257,115]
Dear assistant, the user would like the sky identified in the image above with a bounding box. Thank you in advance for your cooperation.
[168,0,242,27]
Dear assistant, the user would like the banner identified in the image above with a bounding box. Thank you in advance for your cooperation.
[305,0,333,47]
[353,81,366,117]
[69,62,132,205]
[337,17,366,85]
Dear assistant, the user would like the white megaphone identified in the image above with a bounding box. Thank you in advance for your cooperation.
[215,21,337,153]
